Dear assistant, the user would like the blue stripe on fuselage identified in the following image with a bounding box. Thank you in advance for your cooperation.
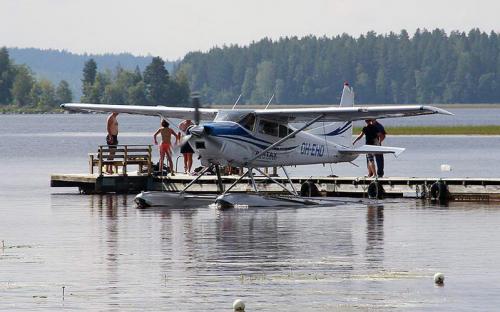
[325,121,352,136]
[203,122,298,151]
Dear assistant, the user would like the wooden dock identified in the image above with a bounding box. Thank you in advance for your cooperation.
[50,144,500,202]
[51,173,500,202]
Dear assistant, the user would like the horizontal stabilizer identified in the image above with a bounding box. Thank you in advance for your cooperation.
[339,145,405,157]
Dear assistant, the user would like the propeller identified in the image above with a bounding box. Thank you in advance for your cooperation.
[192,92,200,125]
[177,131,192,147]
[175,92,203,150]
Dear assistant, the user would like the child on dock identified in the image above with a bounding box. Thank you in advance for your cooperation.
[153,120,179,176]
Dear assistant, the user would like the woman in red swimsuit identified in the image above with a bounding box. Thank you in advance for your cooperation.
[153,120,179,176]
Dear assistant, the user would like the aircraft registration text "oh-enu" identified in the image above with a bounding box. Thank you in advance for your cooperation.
[300,143,325,157]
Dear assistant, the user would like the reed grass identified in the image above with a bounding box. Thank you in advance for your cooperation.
[353,125,500,135]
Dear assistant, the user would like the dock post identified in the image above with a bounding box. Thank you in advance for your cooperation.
[89,154,94,174]
[123,145,128,176]
[215,165,225,193]
[98,145,103,176]
[147,145,152,175]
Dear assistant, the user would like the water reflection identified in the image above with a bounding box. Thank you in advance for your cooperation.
[97,195,121,303]
[365,204,384,268]
[41,194,500,310]
[88,193,129,218]
[214,209,285,267]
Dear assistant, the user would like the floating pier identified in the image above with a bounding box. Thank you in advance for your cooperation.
[50,144,500,202]
[51,173,500,202]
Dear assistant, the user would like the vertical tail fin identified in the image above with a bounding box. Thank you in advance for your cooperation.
[339,82,354,107]
[307,83,354,147]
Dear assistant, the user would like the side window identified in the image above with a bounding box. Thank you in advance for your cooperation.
[238,114,256,131]
[258,120,279,137]
[279,125,292,138]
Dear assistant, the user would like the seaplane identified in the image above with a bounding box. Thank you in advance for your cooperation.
[61,83,452,208]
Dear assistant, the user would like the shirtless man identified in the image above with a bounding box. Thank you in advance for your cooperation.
[153,120,179,176]
[106,112,119,174]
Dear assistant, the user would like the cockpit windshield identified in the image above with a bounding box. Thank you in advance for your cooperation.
[214,110,253,122]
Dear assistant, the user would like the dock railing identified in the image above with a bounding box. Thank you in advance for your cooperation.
[89,144,152,176]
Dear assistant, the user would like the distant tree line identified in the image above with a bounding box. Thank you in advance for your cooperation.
[178,29,500,104]
[81,56,190,105]
[0,47,73,109]
[8,48,161,100]
[0,48,188,110]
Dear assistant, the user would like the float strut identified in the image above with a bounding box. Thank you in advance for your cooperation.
[180,165,213,194]
[223,170,250,194]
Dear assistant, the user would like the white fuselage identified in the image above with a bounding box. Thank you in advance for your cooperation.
[189,120,357,168]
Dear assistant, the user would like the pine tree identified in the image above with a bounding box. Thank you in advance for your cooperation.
[143,56,170,105]
[81,59,97,102]
[0,47,15,104]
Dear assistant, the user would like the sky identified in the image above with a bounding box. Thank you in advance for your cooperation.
[1,0,499,60]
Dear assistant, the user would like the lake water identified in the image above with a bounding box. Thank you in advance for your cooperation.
[1,113,500,311]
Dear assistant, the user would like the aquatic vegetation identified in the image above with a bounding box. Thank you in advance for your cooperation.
[354,125,500,135]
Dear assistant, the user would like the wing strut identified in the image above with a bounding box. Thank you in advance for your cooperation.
[232,94,243,110]
[245,114,324,166]
[264,94,275,110]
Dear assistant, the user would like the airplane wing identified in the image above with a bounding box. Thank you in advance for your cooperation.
[61,103,452,123]
[61,103,219,120]
[253,105,452,122]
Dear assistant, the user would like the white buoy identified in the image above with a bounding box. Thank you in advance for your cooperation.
[233,299,245,311]
[434,272,445,285]
[440,164,452,172]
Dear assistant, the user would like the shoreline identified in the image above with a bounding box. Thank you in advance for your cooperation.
[354,125,500,135]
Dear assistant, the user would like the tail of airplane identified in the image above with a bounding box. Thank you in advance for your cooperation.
[338,145,405,157]
[307,82,354,147]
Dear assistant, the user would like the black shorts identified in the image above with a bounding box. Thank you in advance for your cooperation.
[106,134,118,146]
[366,154,374,162]
[180,142,194,154]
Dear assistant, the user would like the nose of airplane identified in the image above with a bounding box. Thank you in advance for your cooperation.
[189,125,206,137]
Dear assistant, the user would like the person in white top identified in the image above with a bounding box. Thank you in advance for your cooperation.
[105,112,119,174]
[178,119,194,174]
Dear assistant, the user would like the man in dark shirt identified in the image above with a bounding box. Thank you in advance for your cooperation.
[372,119,386,177]
[353,120,379,177]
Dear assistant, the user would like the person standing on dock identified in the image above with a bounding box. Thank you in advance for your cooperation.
[372,119,386,178]
[178,119,194,174]
[105,112,119,174]
[154,120,179,176]
[353,119,378,177]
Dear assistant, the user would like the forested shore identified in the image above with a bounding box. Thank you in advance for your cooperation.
[0,49,189,112]
[179,29,500,105]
